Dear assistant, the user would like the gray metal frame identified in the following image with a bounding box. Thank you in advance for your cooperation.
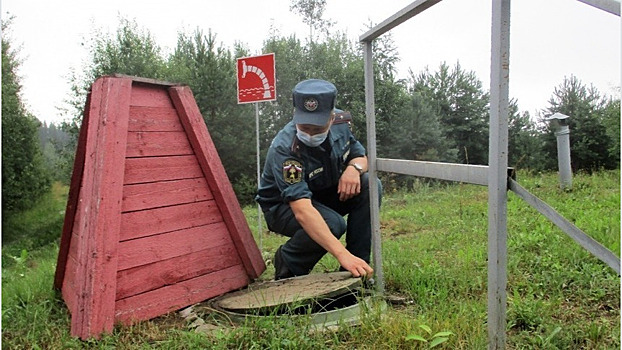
[359,1,620,349]
[578,0,621,15]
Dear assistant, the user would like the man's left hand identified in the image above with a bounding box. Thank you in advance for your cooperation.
[338,166,361,201]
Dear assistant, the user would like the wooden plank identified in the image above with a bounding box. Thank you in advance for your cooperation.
[128,106,184,132]
[61,256,79,315]
[125,131,193,157]
[121,178,213,212]
[119,200,222,241]
[117,221,233,270]
[112,74,178,87]
[66,78,106,338]
[67,232,80,264]
[123,155,204,184]
[130,83,174,108]
[69,76,132,339]
[54,89,93,290]
[169,86,265,279]
[116,245,242,299]
[115,265,249,324]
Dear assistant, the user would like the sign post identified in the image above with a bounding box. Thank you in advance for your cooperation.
[236,53,276,252]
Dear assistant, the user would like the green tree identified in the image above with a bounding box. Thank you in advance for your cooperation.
[1,19,51,214]
[168,29,256,203]
[59,17,169,183]
[397,87,455,162]
[413,62,490,165]
[601,95,620,168]
[541,75,617,172]
[289,0,332,42]
[63,17,167,134]
[507,102,542,170]
[38,122,71,182]
[260,31,366,146]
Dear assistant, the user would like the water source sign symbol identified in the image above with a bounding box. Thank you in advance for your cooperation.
[241,60,271,99]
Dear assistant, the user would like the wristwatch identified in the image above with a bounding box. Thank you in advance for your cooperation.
[349,163,364,175]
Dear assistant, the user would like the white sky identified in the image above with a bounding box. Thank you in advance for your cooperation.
[2,0,620,124]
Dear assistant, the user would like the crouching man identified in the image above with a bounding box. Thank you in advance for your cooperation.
[256,79,382,280]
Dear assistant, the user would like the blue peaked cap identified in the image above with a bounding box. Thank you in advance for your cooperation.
[292,79,337,126]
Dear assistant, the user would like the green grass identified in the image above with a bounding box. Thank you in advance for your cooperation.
[2,171,620,349]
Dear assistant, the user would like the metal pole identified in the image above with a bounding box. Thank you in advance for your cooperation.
[488,0,511,348]
[554,125,573,190]
[255,102,262,252]
[363,41,384,295]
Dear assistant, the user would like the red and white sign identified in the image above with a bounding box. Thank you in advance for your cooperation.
[236,53,276,104]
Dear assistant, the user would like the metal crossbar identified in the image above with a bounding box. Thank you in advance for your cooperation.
[508,179,621,274]
[577,0,621,15]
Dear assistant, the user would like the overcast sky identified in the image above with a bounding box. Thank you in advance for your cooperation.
[2,0,620,124]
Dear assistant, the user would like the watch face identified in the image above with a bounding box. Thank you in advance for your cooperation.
[351,163,363,173]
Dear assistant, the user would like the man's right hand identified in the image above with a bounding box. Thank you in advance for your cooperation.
[336,251,374,278]
[290,198,374,279]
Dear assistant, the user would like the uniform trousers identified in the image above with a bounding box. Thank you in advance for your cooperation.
[263,173,382,276]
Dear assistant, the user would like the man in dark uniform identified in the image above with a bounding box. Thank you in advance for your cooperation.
[256,79,382,280]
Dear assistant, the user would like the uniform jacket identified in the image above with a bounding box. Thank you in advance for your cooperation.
[256,119,365,211]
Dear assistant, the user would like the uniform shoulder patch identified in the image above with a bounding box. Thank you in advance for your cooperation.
[283,159,303,184]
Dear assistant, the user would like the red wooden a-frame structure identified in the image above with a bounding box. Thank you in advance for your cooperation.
[54,75,266,339]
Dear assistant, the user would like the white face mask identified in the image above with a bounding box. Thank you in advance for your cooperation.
[296,127,329,147]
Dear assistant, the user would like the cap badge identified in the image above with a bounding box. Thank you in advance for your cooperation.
[303,97,318,112]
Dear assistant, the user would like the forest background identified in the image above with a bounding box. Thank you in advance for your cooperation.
[3,0,620,219]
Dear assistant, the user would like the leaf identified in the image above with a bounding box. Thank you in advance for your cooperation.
[432,331,454,338]
[418,324,432,334]
[405,334,427,342]
[545,326,562,343]
[429,337,449,348]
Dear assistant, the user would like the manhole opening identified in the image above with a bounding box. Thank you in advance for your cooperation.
[231,288,364,317]
[205,272,377,322]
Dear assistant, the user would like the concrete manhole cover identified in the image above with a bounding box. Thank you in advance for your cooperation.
[183,272,385,332]
[212,271,363,314]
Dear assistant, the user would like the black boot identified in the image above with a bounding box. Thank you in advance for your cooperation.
[274,246,294,280]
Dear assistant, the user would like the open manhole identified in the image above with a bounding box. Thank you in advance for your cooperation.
[207,271,380,330]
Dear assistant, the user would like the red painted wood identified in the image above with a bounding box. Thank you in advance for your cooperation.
[54,90,92,290]
[169,86,266,279]
[123,155,204,185]
[121,178,213,212]
[119,200,222,241]
[69,77,132,339]
[57,77,264,339]
[61,256,78,314]
[66,78,105,338]
[116,245,241,299]
[128,106,184,132]
[67,232,80,264]
[130,83,174,108]
[125,131,193,157]
[117,221,233,270]
[115,265,249,324]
